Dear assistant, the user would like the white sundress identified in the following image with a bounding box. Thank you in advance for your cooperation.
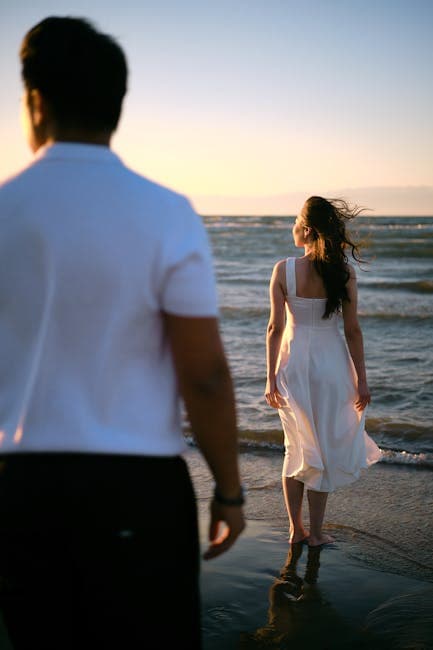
[276,257,382,492]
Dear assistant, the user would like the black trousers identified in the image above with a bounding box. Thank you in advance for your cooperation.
[0,453,201,650]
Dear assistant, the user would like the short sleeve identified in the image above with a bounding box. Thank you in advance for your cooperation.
[160,198,219,317]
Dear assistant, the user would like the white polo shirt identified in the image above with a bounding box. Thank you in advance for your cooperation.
[0,143,218,456]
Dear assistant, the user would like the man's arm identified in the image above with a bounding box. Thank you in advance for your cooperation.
[164,313,245,560]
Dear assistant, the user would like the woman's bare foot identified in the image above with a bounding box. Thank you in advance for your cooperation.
[308,533,335,547]
[289,527,310,544]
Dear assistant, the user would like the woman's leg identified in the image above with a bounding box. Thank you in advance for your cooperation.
[306,489,334,546]
[282,477,309,543]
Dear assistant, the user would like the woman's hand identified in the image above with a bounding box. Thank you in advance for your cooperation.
[265,377,285,409]
[355,378,371,411]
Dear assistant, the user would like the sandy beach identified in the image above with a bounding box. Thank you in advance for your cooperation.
[189,446,433,650]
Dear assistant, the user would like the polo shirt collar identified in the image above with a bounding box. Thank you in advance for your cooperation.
[35,142,121,164]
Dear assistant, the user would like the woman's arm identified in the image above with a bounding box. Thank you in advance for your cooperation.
[265,260,286,408]
[342,265,371,411]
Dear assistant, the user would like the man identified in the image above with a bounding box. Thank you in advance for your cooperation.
[0,16,245,650]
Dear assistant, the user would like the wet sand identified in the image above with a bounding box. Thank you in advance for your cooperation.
[1,447,432,649]
[189,446,433,650]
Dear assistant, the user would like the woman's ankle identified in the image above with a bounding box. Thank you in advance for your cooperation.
[289,525,309,543]
[308,533,335,547]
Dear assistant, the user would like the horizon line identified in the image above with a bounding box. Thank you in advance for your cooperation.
[198,213,433,218]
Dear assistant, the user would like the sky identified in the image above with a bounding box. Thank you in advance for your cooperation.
[1,0,432,215]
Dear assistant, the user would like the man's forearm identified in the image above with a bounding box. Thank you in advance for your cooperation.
[181,361,242,497]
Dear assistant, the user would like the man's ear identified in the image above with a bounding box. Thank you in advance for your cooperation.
[28,89,48,127]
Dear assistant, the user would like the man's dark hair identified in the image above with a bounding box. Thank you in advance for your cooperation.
[20,16,128,132]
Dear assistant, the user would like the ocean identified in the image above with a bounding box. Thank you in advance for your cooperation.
[196,215,433,470]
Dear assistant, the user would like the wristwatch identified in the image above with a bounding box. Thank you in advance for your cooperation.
[213,484,245,507]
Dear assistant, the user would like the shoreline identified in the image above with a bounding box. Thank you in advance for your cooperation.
[188,445,433,581]
[186,446,433,649]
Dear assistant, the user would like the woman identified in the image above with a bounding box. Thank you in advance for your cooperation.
[265,196,381,547]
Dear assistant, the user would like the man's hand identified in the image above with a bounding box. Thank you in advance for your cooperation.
[203,501,245,560]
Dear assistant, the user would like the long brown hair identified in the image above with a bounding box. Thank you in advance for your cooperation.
[301,196,365,318]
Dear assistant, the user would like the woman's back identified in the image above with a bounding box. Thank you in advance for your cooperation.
[283,258,337,332]
[293,257,327,299]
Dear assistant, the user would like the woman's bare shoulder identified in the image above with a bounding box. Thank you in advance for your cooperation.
[273,258,287,272]
[269,259,287,295]
[271,259,287,282]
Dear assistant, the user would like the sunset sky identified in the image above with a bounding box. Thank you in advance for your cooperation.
[1,0,432,214]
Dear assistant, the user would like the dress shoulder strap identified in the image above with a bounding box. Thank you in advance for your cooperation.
[285,257,296,297]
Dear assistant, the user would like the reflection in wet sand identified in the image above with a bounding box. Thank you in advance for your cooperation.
[239,544,365,650]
